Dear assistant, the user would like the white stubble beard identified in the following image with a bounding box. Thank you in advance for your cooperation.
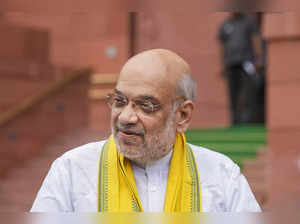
[112,110,177,167]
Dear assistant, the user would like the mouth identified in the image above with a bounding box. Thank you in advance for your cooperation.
[117,128,144,137]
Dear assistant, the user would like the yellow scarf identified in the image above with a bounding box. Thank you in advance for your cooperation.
[97,133,202,212]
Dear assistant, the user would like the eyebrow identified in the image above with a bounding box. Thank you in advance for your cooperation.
[114,89,123,95]
[114,88,161,104]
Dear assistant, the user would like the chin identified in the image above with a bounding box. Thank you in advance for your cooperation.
[119,149,147,164]
[115,140,144,158]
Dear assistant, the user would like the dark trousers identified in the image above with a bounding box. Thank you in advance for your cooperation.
[226,64,257,125]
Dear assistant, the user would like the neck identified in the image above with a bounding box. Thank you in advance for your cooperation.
[129,149,173,169]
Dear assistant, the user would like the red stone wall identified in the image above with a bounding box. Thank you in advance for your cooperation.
[0,21,49,62]
[3,12,129,73]
[0,22,75,116]
[264,13,300,211]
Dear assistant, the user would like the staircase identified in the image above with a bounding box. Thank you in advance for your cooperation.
[0,127,108,211]
[243,149,269,209]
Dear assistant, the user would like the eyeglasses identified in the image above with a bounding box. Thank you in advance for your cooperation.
[106,93,186,114]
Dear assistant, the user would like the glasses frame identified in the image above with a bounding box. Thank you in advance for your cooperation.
[105,93,186,114]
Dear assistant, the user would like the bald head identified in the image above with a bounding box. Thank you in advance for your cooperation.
[121,49,190,77]
[118,49,196,102]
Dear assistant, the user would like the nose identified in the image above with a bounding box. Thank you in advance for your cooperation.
[118,102,139,124]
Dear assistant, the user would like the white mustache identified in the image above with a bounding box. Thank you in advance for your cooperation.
[116,124,145,136]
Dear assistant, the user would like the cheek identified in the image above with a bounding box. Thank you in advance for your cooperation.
[111,111,120,124]
[110,113,120,133]
[142,114,170,134]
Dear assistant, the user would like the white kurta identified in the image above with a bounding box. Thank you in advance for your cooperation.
[31,141,261,212]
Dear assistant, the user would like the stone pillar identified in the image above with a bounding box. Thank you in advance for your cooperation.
[264,13,300,219]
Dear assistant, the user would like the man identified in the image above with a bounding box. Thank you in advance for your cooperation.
[218,13,263,125]
[31,49,261,212]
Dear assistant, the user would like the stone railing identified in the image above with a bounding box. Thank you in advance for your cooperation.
[0,68,91,177]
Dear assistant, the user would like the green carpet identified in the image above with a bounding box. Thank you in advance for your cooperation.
[185,125,266,168]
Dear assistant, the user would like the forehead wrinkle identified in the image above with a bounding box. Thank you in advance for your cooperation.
[117,79,171,103]
[115,88,160,102]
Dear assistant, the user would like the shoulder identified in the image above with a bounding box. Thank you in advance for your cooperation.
[188,143,240,186]
[188,143,238,171]
[220,19,232,28]
[50,140,107,172]
[219,20,230,34]
[45,140,108,179]
[31,140,108,212]
[243,16,258,30]
[188,143,261,212]
[60,141,106,161]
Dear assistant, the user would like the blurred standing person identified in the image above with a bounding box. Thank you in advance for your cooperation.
[218,12,263,125]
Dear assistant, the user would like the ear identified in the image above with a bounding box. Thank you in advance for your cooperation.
[175,100,194,133]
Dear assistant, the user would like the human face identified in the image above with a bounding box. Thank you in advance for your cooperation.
[110,77,178,165]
